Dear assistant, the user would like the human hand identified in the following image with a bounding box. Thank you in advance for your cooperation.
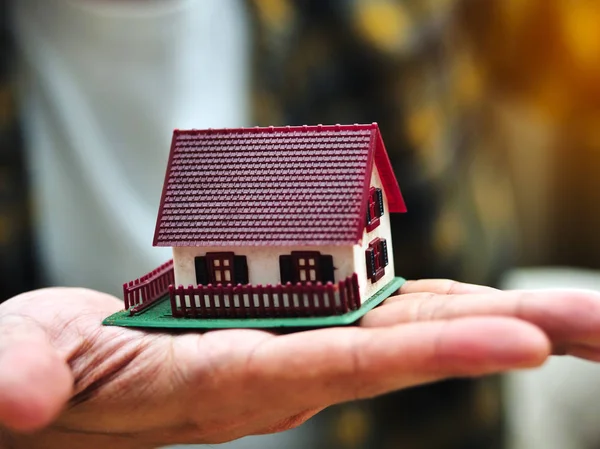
[1,281,599,449]
[363,280,600,361]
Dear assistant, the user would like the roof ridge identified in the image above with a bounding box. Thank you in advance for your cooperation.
[173,123,379,136]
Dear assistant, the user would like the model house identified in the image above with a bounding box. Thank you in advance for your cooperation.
[109,123,406,327]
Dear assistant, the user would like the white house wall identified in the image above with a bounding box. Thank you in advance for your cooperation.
[172,244,355,287]
[353,164,396,303]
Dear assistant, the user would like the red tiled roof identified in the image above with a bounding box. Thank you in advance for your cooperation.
[153,123,406,247]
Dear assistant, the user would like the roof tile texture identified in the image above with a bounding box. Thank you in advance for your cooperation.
[154,124,394,247]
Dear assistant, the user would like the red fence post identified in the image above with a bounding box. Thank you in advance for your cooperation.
[253,284,261,317]
[178,286,187,317]
[135,287,140,309]
[259,285,268,317]
[132,280,138,307]
[169,285,178,317]
[306,283,315,316]
[345,277,353,310]
[325,282,335,314]
[286,283,292,316]
[351,273,360,310]
[123,283,130,310]
[188,284,198,318]
[315,282,324,315]
[338,280,348,314]
[338,280,346,315]
[344,278,354,310]
[205,285,213,318]
[239,284,248,318]
[273,284,282,316]
[129,282,135,307]
[295,282,301,316]
[294,282,301,316]
[214,284,224,317]
[197,284,204,318]
[225,284,238,318]
[286,283,293,317]
[301,282,308,317]
[233,284,243,318]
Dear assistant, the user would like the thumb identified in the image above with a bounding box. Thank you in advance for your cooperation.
[0,314,73,432]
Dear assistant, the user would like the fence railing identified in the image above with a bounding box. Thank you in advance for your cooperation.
[123,259,175,315]
[169,273,361,318]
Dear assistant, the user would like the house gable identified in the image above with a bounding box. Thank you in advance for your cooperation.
[353,164,396,301]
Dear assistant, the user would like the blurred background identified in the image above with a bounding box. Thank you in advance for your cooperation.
[2,0,600,448]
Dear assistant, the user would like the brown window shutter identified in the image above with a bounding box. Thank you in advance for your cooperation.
[194,256,209,285]
[319,255,335,283]
[233,256,249,285]
[279,255,293,283]
[380,239,389,266]
[375,188,385,217]
[365,248,376,279]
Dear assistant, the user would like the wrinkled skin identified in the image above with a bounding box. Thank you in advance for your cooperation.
[1,280,600,449]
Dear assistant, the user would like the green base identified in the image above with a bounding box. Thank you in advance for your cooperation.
[103,277,405,330]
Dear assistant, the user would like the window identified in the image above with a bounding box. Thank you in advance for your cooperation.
[366,187,384,232]
[207,253,233,284]
[195,253,249,285]
[365,238,388,283]
[279,252,335,284]
[295,253,319,282]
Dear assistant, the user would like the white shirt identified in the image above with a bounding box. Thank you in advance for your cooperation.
[10,0,250,296]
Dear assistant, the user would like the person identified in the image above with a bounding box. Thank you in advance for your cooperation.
[0,0,577,449]
[2,279,600,449]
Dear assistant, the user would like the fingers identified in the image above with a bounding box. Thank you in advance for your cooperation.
[0,314,73,432]
[363,289,600,357]
[251,317,550,408]
[399,279,498,296]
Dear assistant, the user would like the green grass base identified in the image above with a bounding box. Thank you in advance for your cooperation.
[103,277,405,330]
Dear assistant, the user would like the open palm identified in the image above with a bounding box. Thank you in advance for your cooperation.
[2,280,600,449]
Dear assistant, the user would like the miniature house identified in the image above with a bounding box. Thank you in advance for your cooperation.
[118,123,406,322]
[144,123,406,318]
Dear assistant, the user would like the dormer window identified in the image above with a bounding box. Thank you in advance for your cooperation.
[366,187,384,232]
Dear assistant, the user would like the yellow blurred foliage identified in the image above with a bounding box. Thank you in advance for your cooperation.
[354,0,410,53]
[252,0,292,32]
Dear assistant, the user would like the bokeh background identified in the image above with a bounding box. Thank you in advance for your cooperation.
[2,1,600,448]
